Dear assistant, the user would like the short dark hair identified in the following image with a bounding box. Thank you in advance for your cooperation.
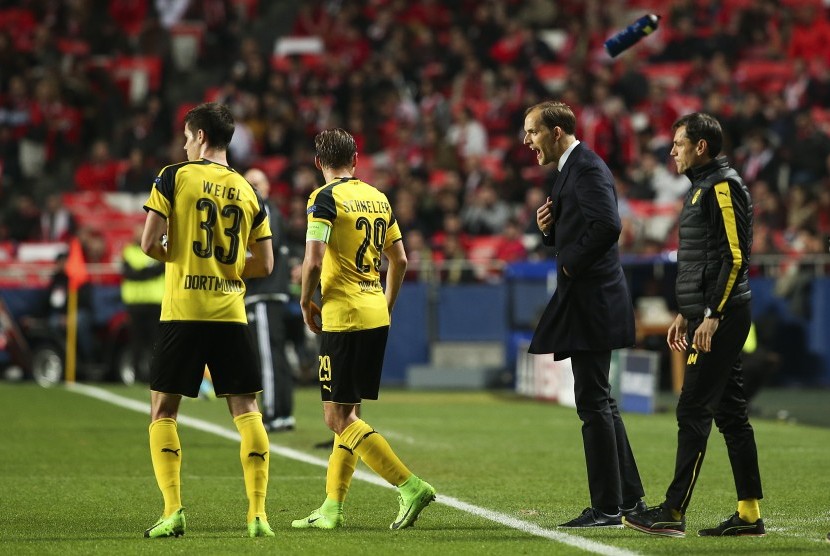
[315,128,357,169]
[184,102,235,150]
[525,101,576,135]
[672,112,723,158]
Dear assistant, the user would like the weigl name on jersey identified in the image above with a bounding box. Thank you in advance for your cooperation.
[184,274,244,292]
[203,180,243,201]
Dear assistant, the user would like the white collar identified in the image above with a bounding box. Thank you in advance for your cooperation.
[558,139,580,171]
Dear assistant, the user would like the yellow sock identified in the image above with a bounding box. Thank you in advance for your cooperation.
[326,433,358,503]
[148,418,182,517]
[737,498,761,523]
[234,412,270,523]
[339,419,411,487]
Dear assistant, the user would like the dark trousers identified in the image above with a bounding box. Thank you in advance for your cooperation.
[664,303,763,512]
[571,350,645,511]
[249,300,293,421]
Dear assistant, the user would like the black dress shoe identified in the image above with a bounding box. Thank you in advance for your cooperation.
[620,500,648,516]
[559,507,623,528]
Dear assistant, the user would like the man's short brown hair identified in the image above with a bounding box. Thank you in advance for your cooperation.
[315,128,357,169]
[525,101,577,135]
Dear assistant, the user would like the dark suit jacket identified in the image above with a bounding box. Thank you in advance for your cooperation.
[528,143,635,359]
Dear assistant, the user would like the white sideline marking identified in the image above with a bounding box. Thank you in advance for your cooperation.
[67,383,641,556]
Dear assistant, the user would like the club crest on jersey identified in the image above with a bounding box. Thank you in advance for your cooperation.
[307,205,317,214]
[691,189,701,205]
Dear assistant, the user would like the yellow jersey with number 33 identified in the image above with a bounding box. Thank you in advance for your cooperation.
[144,159,271,323]
[306,177,402,332]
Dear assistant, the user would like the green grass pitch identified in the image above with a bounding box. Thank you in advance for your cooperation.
[1,383,828,555]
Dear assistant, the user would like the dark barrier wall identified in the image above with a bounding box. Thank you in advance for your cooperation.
[384,282,430,383]
[437,284,507,341]
[3,275,829,386]
[810,279,830,383]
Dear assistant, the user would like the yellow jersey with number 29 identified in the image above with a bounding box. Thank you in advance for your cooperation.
[306,177,402,332]
[144,159,271,323]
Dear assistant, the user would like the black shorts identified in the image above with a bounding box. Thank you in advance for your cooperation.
[318,326,389,404]
[150,321,262,398]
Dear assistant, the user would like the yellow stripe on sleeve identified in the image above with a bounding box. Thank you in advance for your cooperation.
[713,181,742,312]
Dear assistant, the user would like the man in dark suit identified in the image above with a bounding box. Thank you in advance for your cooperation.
[524,101,645,527]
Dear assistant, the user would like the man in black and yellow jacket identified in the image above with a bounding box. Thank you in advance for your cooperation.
[625,113,765,538]
[121,226,165,382]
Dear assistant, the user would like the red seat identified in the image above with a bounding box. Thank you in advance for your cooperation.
[251,156,289,182]
[174,102,199,134]
[735,60,794,93]
[111,56,163,103]
[63,191,105,211]
[535,63,568,92]
[641,62,693,91]
[488,134,513,154]
[467,235,501,261]
[480,154,505,181]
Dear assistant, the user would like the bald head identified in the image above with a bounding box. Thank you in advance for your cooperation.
[245,168,270,198]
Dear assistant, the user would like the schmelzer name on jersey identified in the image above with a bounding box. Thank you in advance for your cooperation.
[184,274,244,292]
[340,199,391,214]
[203,180,243,201]
[359,279,382,292]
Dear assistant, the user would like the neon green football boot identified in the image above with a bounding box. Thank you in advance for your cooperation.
[144,507,186,538]
[291,505,345,529]
[248,516,276,537]
[390,476,436,530]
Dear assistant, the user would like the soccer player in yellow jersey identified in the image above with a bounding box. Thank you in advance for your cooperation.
[292,128,436,530]
[140,102,276,539]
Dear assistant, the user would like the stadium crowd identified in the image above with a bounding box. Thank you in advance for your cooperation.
[1,0,829,281]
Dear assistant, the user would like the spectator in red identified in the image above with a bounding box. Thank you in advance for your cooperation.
[494,219,527,264]
[73,139,121,192]
[637,81,679,147]
[291,2,334,37]
[431,211,471,253]
[399,0,452,30]
[29,76,82,164]
[109,0,149,38]
[787,3,830,62]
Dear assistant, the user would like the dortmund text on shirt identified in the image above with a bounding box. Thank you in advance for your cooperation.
[184,274,244,292]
